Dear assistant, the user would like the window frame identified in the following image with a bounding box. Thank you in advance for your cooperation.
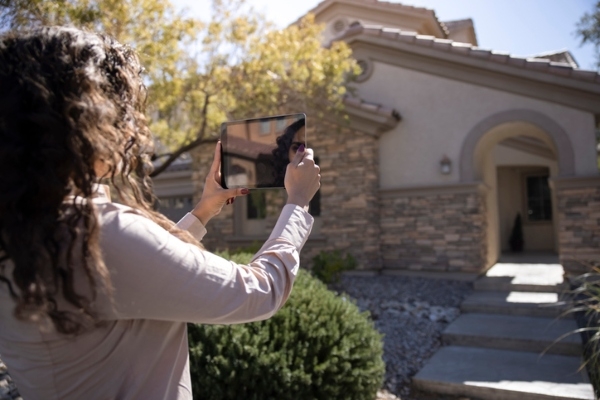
[521,171,553,225]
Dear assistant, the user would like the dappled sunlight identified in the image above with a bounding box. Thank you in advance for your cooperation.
[486,262,564,286]
[506,291,558,304]
[464,380,593,398]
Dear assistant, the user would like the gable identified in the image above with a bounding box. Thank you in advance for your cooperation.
[303,0,446,43]
[340,24,600,114]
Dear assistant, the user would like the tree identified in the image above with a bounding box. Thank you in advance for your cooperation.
[576,0,600,70]
[0,0,359,176]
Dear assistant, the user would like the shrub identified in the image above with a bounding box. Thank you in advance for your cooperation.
[568,267,600,397]
[509,213,524,252]
[188,268,385,400]
[311,250,357,284]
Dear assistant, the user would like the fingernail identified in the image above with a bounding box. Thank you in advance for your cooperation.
[225,198,231,205]
[231,198,235,204]
[298,144,305,153]
[241,188,250,195]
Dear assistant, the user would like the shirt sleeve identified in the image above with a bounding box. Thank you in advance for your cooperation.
[175,213,207,241]
[96,203,313,324]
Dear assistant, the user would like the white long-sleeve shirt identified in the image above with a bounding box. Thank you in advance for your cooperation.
[0,185,313,400]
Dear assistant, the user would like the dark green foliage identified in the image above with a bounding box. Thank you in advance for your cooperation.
[311,250,357,284]
[188,269,385,400]
[509,213,524,252]
[576,1,600,70]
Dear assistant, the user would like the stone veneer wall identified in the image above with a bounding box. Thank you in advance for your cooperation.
[553,178,600,277]
[379,188,487,273]
[190,121,382,269]
[307,121,381,269]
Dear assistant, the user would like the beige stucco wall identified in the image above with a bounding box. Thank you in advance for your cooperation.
[358,61,598,189]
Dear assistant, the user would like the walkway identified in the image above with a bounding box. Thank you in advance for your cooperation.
[413,254,595,399]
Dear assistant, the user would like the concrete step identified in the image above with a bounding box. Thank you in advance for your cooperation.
[443,313,582,356]
[461,291,570,318]
[413,346,594,400]
[476,262,567,293]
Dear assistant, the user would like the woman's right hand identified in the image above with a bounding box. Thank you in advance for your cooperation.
[284,145,321,211]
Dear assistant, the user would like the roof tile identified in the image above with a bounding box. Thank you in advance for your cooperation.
[415,35,436,46]
[336,22,600,85]
[489,53,509,63]
[524,58,551,71]
[507,57,527,68]
[571,69,599,81]
[470,48,492,59]
[432,39,452,51]
[380,27,400,39]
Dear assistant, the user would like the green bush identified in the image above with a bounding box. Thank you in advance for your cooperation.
[188,269,385,400]
[311,250,357,284]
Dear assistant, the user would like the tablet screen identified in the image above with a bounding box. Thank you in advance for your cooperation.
[220,113,306,189]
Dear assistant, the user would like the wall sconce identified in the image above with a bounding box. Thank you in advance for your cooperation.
[440,155,452,175]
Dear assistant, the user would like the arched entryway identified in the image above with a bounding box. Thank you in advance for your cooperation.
[459,109,576,269]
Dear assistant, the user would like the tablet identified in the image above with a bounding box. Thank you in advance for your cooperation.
[220,113,306,189]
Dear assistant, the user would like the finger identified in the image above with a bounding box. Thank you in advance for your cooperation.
[224,188,249,199]
[209,141,222,177]
[302,148,315,162]
[290,144,306,167]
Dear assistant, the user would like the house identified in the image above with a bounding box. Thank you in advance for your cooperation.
[153,0,600,278]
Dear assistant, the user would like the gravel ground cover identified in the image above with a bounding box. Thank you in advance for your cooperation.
[332,274,473,400]
[0,361,20,400]
[0,274,472,400]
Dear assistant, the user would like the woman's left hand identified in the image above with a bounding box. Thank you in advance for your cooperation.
[191,141,248,226]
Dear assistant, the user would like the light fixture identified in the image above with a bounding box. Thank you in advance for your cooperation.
[440,155,452,175]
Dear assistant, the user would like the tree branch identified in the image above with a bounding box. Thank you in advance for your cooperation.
[150,93,212,177]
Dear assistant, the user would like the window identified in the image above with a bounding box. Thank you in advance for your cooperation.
[247,191,266,219]
[525,175,552,221]
[276,117,288,132]
[260,119,271,135]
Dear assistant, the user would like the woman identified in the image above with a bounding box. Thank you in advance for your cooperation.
[0,26,320,399]
[272,117,306,187]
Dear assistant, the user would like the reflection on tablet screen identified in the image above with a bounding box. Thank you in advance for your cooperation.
[221,113,306,189]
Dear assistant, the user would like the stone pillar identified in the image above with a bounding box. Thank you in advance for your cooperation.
[379,183,487,273]
[551,176,600,278]
[304,121,382,269]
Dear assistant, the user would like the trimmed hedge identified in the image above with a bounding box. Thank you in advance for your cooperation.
[188,269,385,400]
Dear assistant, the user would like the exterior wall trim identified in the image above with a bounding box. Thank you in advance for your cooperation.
[341,104,399,137]
[380,181,488,198]
[460,109,576,182]
[549,175,600,190]
[349,39,600,113]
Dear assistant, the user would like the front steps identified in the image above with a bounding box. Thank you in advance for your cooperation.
[413,260,595,400]
[413,346,592,400]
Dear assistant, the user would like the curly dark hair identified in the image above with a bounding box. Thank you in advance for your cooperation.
[0,26,201,335]
[271,117,305,186]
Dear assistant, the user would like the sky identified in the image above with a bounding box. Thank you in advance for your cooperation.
[172,0,598,71]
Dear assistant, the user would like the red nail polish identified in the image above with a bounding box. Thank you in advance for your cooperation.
[298,144,305,152]
[241,189,250,195]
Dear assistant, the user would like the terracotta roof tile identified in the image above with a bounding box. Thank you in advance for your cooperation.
[431,39,452,51]
[334,23,600,84]
[470,48,492,59]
